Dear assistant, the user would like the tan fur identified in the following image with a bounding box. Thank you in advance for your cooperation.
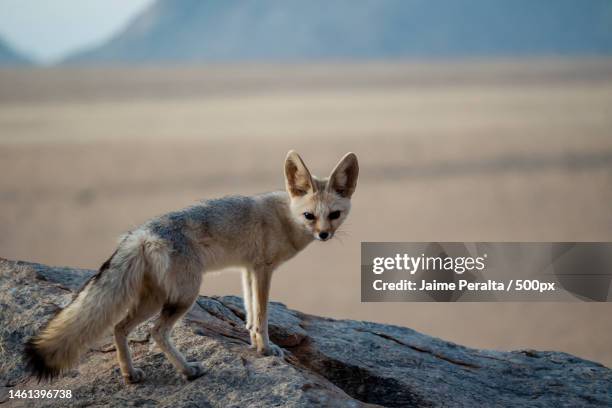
[25,151,358,384]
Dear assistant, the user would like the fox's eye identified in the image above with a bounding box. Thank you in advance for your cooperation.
[303,212,315,220]
[328,211,341,220]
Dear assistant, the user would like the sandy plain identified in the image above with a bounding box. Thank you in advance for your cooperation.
[1,58,611,365]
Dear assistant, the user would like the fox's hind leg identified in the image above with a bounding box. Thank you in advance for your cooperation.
[151,290,204,380]
[114,296,162,384]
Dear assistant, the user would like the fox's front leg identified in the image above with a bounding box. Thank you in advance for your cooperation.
[250,267,284,357]
[241,268,256,347]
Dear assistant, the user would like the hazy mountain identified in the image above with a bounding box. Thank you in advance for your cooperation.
[64,0,612,64]
[0,35,31,66]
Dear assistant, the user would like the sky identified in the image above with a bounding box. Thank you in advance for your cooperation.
[0,0,154,63]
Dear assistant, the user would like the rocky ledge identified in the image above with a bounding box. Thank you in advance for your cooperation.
[0,258,610,407]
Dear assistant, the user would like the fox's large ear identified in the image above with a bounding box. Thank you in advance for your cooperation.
[285,150,315,197]
[328,152,359,198]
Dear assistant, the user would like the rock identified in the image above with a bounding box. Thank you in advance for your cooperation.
[0,257,610,407]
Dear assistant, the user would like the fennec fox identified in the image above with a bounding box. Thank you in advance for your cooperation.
[24,151,359,384]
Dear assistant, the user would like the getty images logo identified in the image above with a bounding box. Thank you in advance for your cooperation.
[372,253,487,275]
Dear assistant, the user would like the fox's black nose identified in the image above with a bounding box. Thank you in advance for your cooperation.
[319,232,329,240]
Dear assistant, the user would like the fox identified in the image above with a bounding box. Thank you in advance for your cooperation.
[24,150,359,384]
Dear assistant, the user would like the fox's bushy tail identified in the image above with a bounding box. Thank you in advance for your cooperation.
[24,230,169,381]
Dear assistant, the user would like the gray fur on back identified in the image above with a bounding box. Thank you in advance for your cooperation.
[145,195,257,255]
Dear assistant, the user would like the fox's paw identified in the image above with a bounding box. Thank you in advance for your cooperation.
[124,368,145,384]
[259,343,285,358]
[184,362,205,381]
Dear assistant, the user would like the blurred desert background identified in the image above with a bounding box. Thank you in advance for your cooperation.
[1,58,611,366]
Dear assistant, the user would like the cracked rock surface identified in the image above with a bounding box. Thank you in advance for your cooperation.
[1,258,610,407]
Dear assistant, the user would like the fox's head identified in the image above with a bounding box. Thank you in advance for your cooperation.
[284,150,359,241]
